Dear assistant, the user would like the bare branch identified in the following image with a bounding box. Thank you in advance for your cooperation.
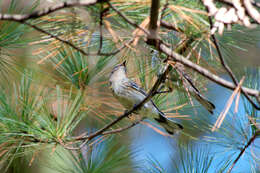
[203,0,260,34]
[157,43,259,97]
[251,0,260,8]
[0,0,98,22]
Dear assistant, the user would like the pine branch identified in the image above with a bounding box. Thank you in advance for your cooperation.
[0,0,130,57]
[208,14,260,109]
[25,21,130,56]
[227,130,260,173]
[157,43,259,97]
[107,1,259,98]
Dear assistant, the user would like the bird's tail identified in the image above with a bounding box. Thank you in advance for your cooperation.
[154,112,183,135]
[193,93,215,114]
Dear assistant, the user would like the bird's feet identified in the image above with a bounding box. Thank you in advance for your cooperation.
[124,110,133,119]
[156,86,173,94]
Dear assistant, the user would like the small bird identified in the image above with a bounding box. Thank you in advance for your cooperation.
[174,63,215,114]
[109,61,183,135]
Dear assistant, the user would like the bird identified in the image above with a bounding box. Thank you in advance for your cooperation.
[109,61,183,135]
[172,63,215,114]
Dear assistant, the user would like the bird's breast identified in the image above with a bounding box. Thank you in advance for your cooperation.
[110,82,159,117]
[111,82,142,109]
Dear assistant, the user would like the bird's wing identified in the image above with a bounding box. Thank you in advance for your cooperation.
[176,66,200,93]
[126,80,148,96]
[126,80,166,116]
[176,66,215,113]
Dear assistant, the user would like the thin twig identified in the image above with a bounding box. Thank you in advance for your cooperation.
[227,130,260,173]
[26,21,132,57]
[160,20,182,32]
[159,1,184,33]
[101,118,144,136]
[72,118,144,141]
[208,16,260,110]
[26,21,126,57]
[24,21,90,56]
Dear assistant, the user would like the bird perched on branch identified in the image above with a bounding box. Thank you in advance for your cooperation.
[109,61,183,135]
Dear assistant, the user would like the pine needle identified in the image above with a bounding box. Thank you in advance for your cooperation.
[141,121,170,137]
[212,76,245,131]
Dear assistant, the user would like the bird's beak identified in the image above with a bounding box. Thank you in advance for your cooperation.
[121,60,126,67]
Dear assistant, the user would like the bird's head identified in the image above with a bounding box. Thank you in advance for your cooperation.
[109,60,127,84]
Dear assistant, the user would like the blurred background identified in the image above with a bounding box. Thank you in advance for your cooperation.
[0,0,259,173]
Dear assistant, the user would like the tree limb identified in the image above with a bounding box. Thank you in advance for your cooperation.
[148,0,160,41]
[158,43,259,97]
[0,0,98,22]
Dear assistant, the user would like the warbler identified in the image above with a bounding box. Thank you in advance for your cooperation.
[173,63,215,114]
[109,61,183,135]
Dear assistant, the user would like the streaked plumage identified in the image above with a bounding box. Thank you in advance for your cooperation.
[109,61,183,135]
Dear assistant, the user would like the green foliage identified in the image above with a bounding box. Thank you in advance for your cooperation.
[44,136,135,173]
[46,45,113,89]
[0,0,259,173]
[144,156,166,173]
[173,144,215,173]
[0,72,86,171]
[0,0,39,48]
[0,0,39,82]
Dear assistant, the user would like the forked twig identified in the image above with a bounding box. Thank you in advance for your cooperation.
[227,130,260,173]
